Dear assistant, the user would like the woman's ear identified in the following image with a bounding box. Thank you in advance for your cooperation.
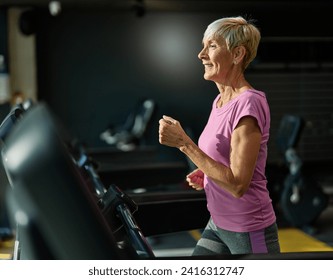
[233,46,246,64]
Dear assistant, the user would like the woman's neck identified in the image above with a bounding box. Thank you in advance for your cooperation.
[216,83,252,108]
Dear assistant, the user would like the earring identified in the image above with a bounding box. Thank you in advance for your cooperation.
[234,60,238,65]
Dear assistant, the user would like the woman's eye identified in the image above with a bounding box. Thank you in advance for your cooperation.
[209,44,216,48]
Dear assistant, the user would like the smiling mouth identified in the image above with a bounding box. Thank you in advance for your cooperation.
[204,64,213,68]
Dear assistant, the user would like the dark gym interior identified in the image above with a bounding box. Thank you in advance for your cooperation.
[1,0,333,260]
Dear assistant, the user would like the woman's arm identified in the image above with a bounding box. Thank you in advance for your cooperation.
[159,115,261,198]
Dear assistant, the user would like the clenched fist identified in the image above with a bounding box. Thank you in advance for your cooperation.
[158,115,188,149]
[186,169,204,191]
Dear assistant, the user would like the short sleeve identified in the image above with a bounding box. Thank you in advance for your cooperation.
[231,92,269,134]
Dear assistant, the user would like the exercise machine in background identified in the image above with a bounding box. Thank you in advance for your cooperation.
[100,98,157,151]
[276,114,329,232]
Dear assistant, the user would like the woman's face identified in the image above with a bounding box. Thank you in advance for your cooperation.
[198,37,234,83]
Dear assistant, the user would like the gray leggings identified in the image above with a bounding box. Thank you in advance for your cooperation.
[192,218,280,256]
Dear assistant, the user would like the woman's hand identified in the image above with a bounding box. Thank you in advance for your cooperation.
[158,115,188,149]
[186,168,204,191]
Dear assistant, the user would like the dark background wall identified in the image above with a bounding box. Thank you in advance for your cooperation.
[11,0,333,164]
[35,11,216,151]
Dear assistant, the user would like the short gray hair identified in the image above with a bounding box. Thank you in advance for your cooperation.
[203,16,261,69]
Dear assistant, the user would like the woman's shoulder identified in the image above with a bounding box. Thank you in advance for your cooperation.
[237,89,268,106]
[244,88,266,99]
[234,89,269,115]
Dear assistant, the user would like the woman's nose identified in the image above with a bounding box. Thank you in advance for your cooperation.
[198,48,206,60]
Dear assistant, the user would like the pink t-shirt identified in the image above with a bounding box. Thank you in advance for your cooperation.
[198,89,276,232]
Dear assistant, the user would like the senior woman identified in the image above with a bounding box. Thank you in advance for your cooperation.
[158,16,280,255]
